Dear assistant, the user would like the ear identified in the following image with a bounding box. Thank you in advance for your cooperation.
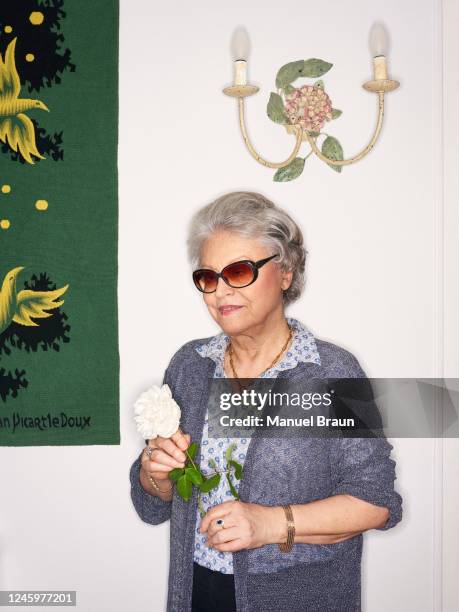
[280,268,293,291]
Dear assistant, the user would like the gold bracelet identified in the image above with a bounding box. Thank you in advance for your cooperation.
[278,504,295,553]
[148,473,173,493]
[142,446,173,494]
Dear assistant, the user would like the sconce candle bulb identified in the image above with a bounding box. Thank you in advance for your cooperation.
[369,22,390,80]
[224,27,259,98]
[363,21,399,93]
[231,26,250,61]
[231,27,251,86]
[369,22,389,56]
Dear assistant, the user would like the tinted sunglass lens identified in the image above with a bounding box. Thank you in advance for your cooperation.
[193,270,218,293]
[223,262,255,287]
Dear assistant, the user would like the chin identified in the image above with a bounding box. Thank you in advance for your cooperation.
[215,312,254,336]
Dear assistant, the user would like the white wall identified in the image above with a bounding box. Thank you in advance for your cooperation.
[0,1,457,610]
[443,0,459,609]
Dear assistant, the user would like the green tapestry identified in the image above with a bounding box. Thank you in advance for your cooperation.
[0,1,119,445]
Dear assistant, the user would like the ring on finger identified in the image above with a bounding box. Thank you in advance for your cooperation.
[144,446,159,461]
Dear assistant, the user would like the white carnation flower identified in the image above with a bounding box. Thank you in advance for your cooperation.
[134,383,181,439]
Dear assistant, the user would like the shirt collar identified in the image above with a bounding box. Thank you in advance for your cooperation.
[194,316,321,370]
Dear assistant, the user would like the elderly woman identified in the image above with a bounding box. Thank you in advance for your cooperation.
[129,191,403,612]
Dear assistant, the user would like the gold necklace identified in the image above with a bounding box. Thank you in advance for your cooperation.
[227,324,294,378]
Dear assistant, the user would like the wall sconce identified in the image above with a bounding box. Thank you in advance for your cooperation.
[223,24,400,181]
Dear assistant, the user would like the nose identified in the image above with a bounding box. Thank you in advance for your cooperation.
[214,276,234,298]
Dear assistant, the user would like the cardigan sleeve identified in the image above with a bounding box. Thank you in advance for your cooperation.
[329,436,403,530]
[129,365,173,526]
[328,354,403,531]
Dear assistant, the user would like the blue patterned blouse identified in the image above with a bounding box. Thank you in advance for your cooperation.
[192,316,322,574]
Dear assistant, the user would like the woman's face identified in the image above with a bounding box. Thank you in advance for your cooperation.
[198,230,293,336]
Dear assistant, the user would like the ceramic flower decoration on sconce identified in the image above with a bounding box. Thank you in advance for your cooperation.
[266,59,344,181]
[223,24,400,183]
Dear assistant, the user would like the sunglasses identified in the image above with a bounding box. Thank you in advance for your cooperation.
[192,253,279,294]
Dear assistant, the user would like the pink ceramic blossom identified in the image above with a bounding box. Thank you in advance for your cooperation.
[285,84,333,133]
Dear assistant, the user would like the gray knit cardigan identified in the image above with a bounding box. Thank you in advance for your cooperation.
[129,335,403,612]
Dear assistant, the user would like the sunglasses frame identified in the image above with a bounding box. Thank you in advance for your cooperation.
[192,253,279,293]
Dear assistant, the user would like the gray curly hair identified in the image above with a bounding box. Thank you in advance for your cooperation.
[186,191,307,306]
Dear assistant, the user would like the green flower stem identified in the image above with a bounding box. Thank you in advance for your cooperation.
[185,449,199,471]
[177,427,199,471]
[197,492,205,518]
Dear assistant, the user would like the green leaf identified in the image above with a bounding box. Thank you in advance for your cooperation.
[225,442,237,462]
[177,474,192,501]
[283,84,296,95]
[275,60,305,89]
[314,79,324,89]
[267,92,286,124]
[331,108,342,120]
[226,473,240,500]
[302,58,333,78]
[322,136,343,173]
[168,467,184,483]
[307,131,321,138]
[228,459,243,480]
[187,442,198,460]
[273,157,305,182]
[199,473,221,493]
[185,466,204,486]
[208,458,217,470]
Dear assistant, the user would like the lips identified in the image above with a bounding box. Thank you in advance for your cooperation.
[218,305,243,316]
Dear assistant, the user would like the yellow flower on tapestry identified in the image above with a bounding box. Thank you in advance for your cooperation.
[266,59,344,181]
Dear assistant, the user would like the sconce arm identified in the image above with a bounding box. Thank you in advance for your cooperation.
[304,92,385,166]
[238,97,303,169]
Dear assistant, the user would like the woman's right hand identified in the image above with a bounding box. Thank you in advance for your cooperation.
[140,430,191,492]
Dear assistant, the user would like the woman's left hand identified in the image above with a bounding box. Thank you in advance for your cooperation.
[200,500,283,552]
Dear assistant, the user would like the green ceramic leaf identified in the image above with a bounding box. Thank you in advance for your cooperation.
[331,108,342,120]
[273,157,305,182]
[199,473,221,493]
[314,79,324,89]
[177,474,192,501]
[228,459,243,480]
[275,60,305,89]
[187,442,198,460]
[283,84,296,95]
[226,473,240,499]
[302,58,333,78]
[322,136,343,173]
[307,131,321,138]
[267,92,287,124]
[185,466,204,486]
[168,467,184,482]
[225,442,237,462]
